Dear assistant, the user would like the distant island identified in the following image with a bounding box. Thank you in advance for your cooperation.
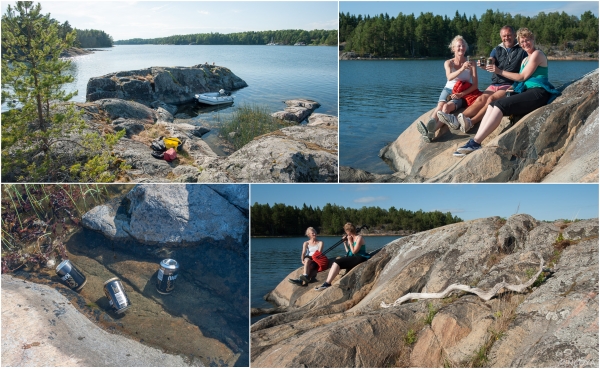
[114,29,337,46]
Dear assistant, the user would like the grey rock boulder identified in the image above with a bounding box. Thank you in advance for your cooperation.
[95,98,157,122]
[272,99,321,123]
[87,65,248,106]
[197,125,338,183]
[82,184,249,248]
[307,113,338,127]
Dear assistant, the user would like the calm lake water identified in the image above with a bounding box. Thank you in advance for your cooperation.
[251,235,400,322]
[4,45,338,121]
[339,60,599,174]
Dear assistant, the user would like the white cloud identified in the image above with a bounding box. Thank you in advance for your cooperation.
[354,196,389,204]
[198,10,210,15]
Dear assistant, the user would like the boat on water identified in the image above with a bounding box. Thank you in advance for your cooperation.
[294,42,306,46]
[195,89,234,105]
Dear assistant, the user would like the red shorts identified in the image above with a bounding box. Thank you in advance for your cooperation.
[485,84,511,92]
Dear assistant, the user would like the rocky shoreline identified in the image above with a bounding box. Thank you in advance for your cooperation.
[251,215,599,367]
[27,63,338,183]
[341,68,598,183]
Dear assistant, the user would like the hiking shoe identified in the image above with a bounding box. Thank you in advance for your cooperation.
[299,275,310,285]
[426,118,436,141]
[315,282,331,291]
[458,113,473,133]
[456,138,481,155]
[288,278,302,285]
[453,151,466,157]
[437,111,460,130]
[309,277,318,283]
[416,121,431,143]
[151,151,165,160]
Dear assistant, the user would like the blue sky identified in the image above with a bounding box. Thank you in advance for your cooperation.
[251,184,599,221]
[1,1,338,40]
[340,1,599,18]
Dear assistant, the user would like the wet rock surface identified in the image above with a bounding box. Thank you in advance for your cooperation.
[251,215,599,368]
[379,69,599,183]
[1,274,193,367]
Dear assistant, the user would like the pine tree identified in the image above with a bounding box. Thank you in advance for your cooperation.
[1,2,126,182]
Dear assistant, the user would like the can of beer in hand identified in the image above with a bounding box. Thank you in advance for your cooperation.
[156,259,179,294]
[103,277,131,314]
[479,56,486,69]
[487,57,494,67]
[55,260,87,292]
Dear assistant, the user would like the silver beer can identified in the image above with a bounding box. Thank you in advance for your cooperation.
[103,277,131,314]
[55,260,87,292]
[156,259,179,294]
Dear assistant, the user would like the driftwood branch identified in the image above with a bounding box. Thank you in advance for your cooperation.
[380,254,545,308]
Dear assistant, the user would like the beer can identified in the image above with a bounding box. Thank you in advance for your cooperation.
[55,260,87,292]
[487,57,494,67]
[103,277,131,314]
[156,259,179,295]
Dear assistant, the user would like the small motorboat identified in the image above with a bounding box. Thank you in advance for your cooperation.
[195,89,234,105]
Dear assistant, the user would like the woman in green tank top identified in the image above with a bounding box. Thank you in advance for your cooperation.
[315,222,370,291]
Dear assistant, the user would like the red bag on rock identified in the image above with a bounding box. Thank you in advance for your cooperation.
[164,148,177,162]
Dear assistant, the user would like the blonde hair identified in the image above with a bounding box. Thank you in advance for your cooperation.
[343,222,356,233]
[516,28,535,43]
[305,227,317,237]
[448,35,468,53]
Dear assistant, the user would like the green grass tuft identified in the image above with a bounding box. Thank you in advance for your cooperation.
[218,104,291,150]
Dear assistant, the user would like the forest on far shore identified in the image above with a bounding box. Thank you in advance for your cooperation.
[340,9,599,58]
[115,29,338,46]
[251,202,463,236]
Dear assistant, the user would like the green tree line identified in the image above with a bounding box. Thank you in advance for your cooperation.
[251,202,463,236]
[340,9,599,58]
[114,29,338,46]
[55,20,114,48]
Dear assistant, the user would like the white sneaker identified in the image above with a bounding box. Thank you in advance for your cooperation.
[437,111,460,130]
[458,113,473,133]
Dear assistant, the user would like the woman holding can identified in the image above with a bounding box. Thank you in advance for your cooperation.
[289,227,323,286]
[454,28,561,156]
[315,222,370,291]
[416,35,479,142]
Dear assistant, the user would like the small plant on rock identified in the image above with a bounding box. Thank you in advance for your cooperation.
[403,329,417,345]
[424,302,437,325]
[218,104,291,150]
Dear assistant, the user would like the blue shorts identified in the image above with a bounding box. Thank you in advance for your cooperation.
[438,87,464,109]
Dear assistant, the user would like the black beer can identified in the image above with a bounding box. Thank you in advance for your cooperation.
[156,259,179,294]
[55,260,87,292]
[103,277,131,314]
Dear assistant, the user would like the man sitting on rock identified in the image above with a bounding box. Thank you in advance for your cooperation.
[437,26,527,132]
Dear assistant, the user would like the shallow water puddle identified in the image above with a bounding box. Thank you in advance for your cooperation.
[15,227,248,367]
